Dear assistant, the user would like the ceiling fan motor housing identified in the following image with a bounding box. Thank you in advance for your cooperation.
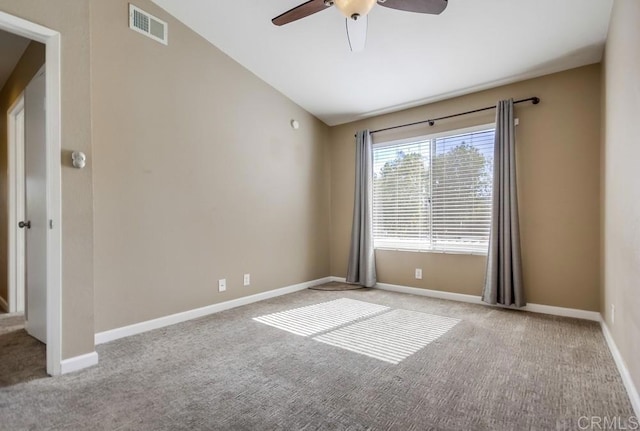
[272,0,449,32]
[334,0,377,19]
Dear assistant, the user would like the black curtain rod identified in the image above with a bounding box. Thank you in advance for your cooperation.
[364,97,540,136]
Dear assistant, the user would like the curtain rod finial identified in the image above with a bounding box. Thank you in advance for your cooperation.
[428,120,435,126]
[532,97,540,105]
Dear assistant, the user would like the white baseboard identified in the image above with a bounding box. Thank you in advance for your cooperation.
[522,302,601,321]
[0,295,8,312]
[60,351,99,375]
[90,273,639,417]
[600,320,640,418]
[95,276,333,345]
[374,280,486,306]
[329,276,601,321]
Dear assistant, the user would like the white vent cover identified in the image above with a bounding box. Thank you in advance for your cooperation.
[129,4,168,45]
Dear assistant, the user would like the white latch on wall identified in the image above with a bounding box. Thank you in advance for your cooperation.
[71,151,86,169]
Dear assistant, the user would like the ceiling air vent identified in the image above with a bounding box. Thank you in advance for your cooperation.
[129,4,168,45]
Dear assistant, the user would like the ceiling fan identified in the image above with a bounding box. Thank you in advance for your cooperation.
[272,0,448,52]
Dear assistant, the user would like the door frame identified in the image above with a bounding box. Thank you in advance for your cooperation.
[0,11,63,376]
[7,92,26,314]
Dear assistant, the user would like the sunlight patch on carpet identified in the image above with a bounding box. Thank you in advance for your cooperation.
[313,309,460,364]
[253,298,389,336]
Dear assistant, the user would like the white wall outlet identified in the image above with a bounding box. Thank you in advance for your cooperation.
[218,279,226,292]
[611,304,615,325]
[243,273,251,286]
[415,268,423,280]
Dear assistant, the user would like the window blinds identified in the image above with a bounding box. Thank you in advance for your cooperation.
[372,127,495,254]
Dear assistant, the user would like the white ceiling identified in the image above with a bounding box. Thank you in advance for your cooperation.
[0,29,30,91]
[151,0,613,126]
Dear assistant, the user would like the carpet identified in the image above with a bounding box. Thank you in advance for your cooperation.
[0,288,635,430]
[0,313,47,387]
[253,297,389,336]
[314,308,460,364]
[255,298,461,364]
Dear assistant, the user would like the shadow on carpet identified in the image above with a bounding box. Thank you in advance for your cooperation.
[308,281,366,291]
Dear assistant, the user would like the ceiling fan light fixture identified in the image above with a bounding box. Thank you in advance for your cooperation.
[334,0,376,20]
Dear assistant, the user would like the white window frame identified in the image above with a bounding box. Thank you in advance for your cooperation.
[373,122,496,255]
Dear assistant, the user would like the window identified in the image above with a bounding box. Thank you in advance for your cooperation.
[372,125,495,254]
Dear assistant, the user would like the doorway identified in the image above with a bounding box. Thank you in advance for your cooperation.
[0,11,63,376]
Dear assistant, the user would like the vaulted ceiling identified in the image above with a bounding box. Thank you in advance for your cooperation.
[152,0,613,125]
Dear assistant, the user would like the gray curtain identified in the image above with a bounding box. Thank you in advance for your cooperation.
[346,130,377,287]
[482,99,525,307]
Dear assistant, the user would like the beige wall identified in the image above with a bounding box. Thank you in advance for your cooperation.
[0,41,44,305]
[0,0,94,359]
[330,65,602,311]
[90,0,330,331]
[602,0,640,397]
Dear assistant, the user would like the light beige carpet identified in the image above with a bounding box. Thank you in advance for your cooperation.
[0,288,635,430]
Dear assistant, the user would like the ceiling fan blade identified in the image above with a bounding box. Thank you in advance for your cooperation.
[272,0,330,26]
[346,16,368,52]
[377,0,448,15]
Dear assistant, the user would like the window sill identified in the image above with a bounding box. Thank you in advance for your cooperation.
[374,246,488,257]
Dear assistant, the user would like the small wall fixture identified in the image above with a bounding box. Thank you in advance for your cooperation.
[71,151,86,169]
[290,119,300,130]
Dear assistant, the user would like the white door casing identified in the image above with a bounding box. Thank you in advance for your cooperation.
[24,66,47,344]
[0,10,64,376]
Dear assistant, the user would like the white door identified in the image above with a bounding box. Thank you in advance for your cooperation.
[15,107,26,313]
[23,67,47,344]
[8,95,27,314]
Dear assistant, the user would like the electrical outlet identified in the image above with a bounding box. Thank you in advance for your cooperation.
[243,273,251,286]
[218,278,226,292]
[415,268,422,280]
[611,304,615,325]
